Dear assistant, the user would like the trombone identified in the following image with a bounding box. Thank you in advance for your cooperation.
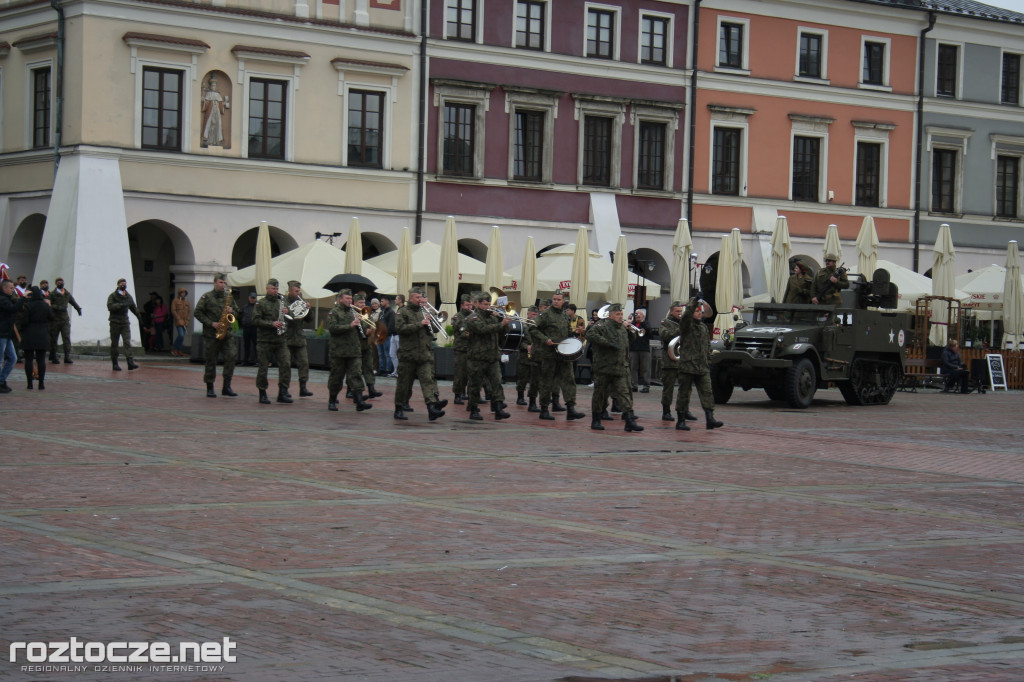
[421,301,449,343]
[597,303,645,337]
[489,288,522,321]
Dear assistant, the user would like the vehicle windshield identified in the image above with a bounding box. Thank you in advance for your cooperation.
[755,308,831,325]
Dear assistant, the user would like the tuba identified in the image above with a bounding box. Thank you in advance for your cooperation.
[215,289,236,341]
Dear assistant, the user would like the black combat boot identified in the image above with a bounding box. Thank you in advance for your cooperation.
[49,351,59,364]
[454,393,465,405]
[610,399,622,413]
[300,381,313,397]
[401,403,415,412]
[527,397,540,413]
[591,413,606,430]
[126,358,139,370]
[516,391,527,406]
[112,359,122,371]
[63,353,74,364]
[427,402,445,421]
[206,382,217,398]
[469,406,483,420]
[705,408,723,430]
[685,410,698,421]
[539,406,554,420]
[366,385,383,399]
[393,406,408,420]
[259,389,270,404]
[328,393,339,411]
[565,402,585,420]
[494,402,510,420]
[640,385,649,393]
[222,379,237,397]
[601,409,614,421]
[354,393,372,411]
[277,388,293,404]
[435,398,449,409]
[551,396,565,412]
[662,406,674,421]
[624,411,644,432]
[675,414,691,431]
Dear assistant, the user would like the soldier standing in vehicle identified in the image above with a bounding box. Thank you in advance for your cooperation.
[783,260,813,304]
[811,255,849,305]
[675,298,724,431]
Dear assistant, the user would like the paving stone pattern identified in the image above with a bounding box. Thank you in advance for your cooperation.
[1,358,1023,681]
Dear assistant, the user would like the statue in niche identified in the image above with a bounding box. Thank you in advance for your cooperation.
[201,74,231,148]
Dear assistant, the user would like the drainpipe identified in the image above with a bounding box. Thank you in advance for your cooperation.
[50,0,65,178]
[913,11,936,271]
[685,0,702,224]
[414,0,427,243]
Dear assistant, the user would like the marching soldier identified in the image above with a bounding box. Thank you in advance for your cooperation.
[586,303,643,432]
[353,294,383,400]
[658,302,696,423]
[283,280,314,397]
[325,289,372,412]
[106,277,140,371]
[451,294,473,404]
[46,277,82,364]
[253,278,292,404]
[783,260,813,304]
[533,291,585,421]
[193,273,240,397]
[464,291,511,421]
[515,306,541,410]
[393,287,447,421]
[674,298,724,431]
[811,255,849,305]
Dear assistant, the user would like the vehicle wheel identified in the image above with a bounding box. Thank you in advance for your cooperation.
[784,357,816,409]
[764,384,786,401]
[710,366,734,404]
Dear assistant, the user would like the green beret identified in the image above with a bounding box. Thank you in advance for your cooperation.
[267,278,279,287]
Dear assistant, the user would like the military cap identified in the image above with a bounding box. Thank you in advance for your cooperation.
[287,280,301,289]
[117,277,127,284]
[607,303,623,312]
[528,305,538,313]
[409,286,426,296]
[337,288,352,297]
[38,279,48,285]
[471,291,490,302]
[248,291,258,299]
[213,272,227,281]
[267,278,279,287]
[792,259,808,274]
[554,289,568,296]
[353,294,366,304]
[541,298,552,306]
[460,293,472,303]
[824,253,839,262]
[670,300,685,308]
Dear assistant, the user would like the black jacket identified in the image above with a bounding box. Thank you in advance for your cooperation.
[0,293,24,339]
[21,295,55,350]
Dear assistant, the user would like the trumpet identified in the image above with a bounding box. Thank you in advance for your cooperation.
[421,301,449,343]
[596,303,645,337]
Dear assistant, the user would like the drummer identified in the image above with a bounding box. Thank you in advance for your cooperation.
[464,291,511,420]
[533,290,586,421]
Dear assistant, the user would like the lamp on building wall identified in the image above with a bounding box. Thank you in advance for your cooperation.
[315,231,342,245]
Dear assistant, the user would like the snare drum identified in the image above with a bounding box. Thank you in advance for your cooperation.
[500,319,525,352]
[556,337,585,361]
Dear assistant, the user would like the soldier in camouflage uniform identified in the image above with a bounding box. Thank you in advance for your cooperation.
[783,260,813,304]
[253,278,292,404]
[533,291,585,421]
[658,302,696,423]
[515,306,540,409]
[47,276,81,364]
[811,255,849,305]
[393,287,447,421]
[464,291,511,420]
[193,273,241,397]
[325,289,372,412]
[586,303,643,432]
[353,294,383,401]
[283,280,314,397]
[451,294,473,404]
[106,277,140,371]
[674,298,724,430]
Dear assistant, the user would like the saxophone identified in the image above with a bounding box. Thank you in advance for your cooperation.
[215,289,236,340]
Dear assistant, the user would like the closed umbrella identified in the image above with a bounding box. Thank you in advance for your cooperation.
[344,217,363,276]
[254,221,272,294]
[670,218,692,304]
[439,216,459,321]
[823,223,843,264]
[570,226,590,306]
[519,236,537,315]
[855,216,879,281]
[769,216,791,303]
[929,223,957,347]
[730,227,744,309]
[396,227,413,297]
[484,225,504,294]
[1003,240,1024,350]
[609,235,629,306]
[713,233,739,340]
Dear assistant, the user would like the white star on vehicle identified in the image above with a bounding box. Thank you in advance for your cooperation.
[888,329,895,343]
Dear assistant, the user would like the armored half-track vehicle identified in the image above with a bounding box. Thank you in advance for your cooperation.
[709,269,911,408]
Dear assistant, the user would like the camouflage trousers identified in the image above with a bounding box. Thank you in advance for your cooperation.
[678,371,714,411]
[516,359,539,397]
[109,321,134,360]
[256,340,291,391]
[592,371,632,415]
[328,353,364,396]
[360,348,376,390]
[203,334,237,384]
[467,357,505,408]
[452,350,468,396]
[49,312,72,355]
[395,358,439,406]
[660,366,691,411]
[538,354,576,407]
[287,342,309,384]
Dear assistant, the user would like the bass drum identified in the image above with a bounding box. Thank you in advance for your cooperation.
[500,319,525,352]
[556,337,585,361]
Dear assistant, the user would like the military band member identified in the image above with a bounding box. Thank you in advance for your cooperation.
[106,277,140,371]
[326,289,372,412]
[282,280,314,397]
[353,294,383,400]
[811,254,849,305]
[675,298,724,431]
[783,260,813,304]
[515,306,540,409]
[658,302,696,423]
[254,278,292,404]
[586,303,643,432]
[533,291,585,421]
[451,294,473,404]
[393,287,447,421]
[464,291,511,420]
[46,276,82,364]
[193,273,240,397]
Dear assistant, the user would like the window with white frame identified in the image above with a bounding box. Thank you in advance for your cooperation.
[936,43,960,98]
[574,96,624,187]
[860,37,890,89]
[235,48,308,162]
[585,4,620,60]
[926,126,971,215]
[789,114,832,202]
[708,105,752,196]
[505,89,557,183]
[852,121,892,209]
[446,0,479,42]
[515,0,547,51]
[141,67,184,151]
[796,28,827,81]
[992,135,1024,219]
[632,104,679,191]
[716,17,749,72]
[640,13,672,67]
[347,89,385,168]
[434,81,491,178]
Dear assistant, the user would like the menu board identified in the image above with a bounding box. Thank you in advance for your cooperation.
[987,354,1007,390]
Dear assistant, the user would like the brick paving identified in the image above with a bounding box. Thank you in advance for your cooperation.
[1,355,1023,681]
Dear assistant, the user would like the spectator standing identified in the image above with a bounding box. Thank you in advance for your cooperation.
[628,309,652,392]
[0,278,24,393]
[21,287,54,390]
[240,291,258,365]
[171,288,191,357]
[376,296,395,376]
[151,296,169,351]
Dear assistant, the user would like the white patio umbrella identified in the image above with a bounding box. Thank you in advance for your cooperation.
[729,227,744,308]
[484,225,504,294]
[519,236,537,315]
[396,227,412,296]
[254,221,272,294]
[855,216,879,281]
[570,226,590,306]
[929,223,957,347]
[956,264,1022,311]
[439,216,459,320]
[1003,240,1024,349]
[368,241,504,286]
[528,245,663,300]
[713,233,740,340]
[344,217,363,275]
[609,235,629,306]
[823,223,843,263]
[769,216,791,303]
[873,259,970,313]
[670,218,692,304]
